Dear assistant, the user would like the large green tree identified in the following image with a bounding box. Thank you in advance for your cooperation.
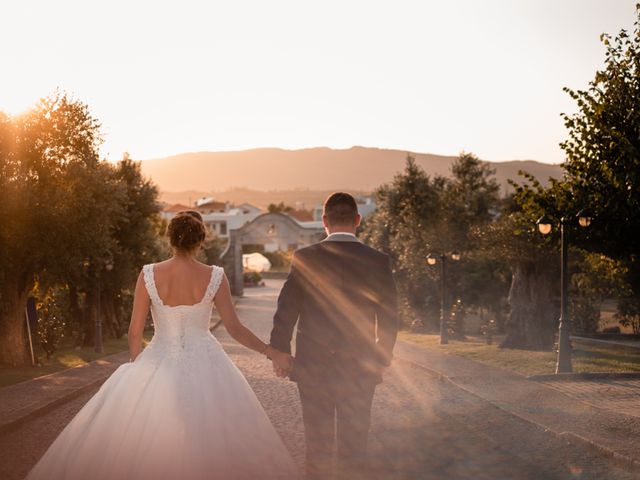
[362,153,503,329]
[560,10,640,259]
[0,94,162,365]
[98,157,161,339]
[361,155,447,325]
[444,153,504,328]
[0,93,104,364]
[474,184,558,350]
[559,6,640,330]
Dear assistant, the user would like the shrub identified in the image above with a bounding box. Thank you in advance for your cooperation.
[243,271,263,285]
[36,287,68,359]
[616,296,640,334]
[262,250,293,269]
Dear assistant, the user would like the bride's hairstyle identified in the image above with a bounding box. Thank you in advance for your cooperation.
[167,210,206,253]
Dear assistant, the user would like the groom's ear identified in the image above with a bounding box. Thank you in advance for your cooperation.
[322,215,330,230]
[354,214,362,228]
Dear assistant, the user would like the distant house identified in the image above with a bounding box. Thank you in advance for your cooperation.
[161,199,262,238]
[260,215,324,252]
[288,209,314,222]
[208,206,262,237]
[160,203,193,220]
[223,213,326,295]
[236,203,262,215]
[196,197,228,214]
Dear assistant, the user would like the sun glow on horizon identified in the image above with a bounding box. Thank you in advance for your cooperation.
[0,98,39,117]
[1,0,636,164]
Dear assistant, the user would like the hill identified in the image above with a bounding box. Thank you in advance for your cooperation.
[139,146,563,204]
[157,188,373,211]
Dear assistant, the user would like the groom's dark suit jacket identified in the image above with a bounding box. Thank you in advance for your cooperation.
[270,234,399,385]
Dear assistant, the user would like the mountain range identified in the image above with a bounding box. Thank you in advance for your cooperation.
[139,146,564,207]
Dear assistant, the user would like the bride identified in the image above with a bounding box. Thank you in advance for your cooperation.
[26,210,299,480]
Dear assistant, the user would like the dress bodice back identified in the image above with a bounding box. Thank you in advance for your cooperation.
[142,264,224,351]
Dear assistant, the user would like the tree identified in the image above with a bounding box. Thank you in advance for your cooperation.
[100,157,161,339]
[0,94,162,364]
[616,262,640,333]
[361,155,448,325]
[559,6,640,329]
[35,285,68,359]
[201,230,226,267]
[54,159,125,346]
[560,9,640,260]
[617,297,640,333]
[362,152,503,330]
[445,153,503,324]
[0,93,104,364]
[448,152,500,229]
[475,209,558,350]
[569,250,629,333]
[457,249,511,333]
[267,202,293,214]
[472,173,563,350]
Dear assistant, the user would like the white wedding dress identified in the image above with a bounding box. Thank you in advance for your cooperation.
[26,264,298,480]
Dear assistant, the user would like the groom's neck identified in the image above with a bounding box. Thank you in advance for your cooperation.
[326,225,357,235]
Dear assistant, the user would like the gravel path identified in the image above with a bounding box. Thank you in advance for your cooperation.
[215,290,306,471]
[2,279,640,480]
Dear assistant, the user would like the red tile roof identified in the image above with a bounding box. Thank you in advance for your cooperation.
[163,203,193,213]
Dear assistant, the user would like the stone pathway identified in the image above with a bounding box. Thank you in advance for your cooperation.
[395,339,640,466]
[214,288,306,471]
[0,387,100,480]
[540,377,640,418]
[0,351,129,435]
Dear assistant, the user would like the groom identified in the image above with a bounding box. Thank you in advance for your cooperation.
[269,192,399,479]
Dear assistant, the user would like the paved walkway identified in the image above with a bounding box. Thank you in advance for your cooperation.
[2,279,640,479]
[540,376,640,418]
[0,351,129,435]
[395,340,640,465]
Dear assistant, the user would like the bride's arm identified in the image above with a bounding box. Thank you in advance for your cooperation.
[214,275,293,372]
[128,271,150,361]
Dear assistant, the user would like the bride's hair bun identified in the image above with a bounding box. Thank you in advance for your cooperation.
[167,210,206,252]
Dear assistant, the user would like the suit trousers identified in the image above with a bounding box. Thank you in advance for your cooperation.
[297,376,377,479]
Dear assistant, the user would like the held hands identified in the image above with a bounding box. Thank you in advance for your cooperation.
[266,346,294,378]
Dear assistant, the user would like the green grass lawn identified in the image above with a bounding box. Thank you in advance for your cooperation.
[0,331,153,388]
[399,331,640,376]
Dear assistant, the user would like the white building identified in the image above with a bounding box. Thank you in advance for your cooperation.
[161,200,262,238]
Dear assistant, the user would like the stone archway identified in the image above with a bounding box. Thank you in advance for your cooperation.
[220,213,325,296]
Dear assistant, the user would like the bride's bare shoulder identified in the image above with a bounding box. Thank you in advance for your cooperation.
[193,261,216,274]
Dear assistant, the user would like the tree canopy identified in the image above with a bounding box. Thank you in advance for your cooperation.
[559,8,640,259]
[0,93,162,365]
[362,153,503,331]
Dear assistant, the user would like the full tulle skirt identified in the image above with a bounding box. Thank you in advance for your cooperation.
[26,335,299,480]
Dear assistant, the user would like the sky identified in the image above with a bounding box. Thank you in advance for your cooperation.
[0,0,636,164]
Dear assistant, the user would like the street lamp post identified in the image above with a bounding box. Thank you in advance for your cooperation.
[536,210,591,374]
[95,260,114,354]
[427,251,461,345]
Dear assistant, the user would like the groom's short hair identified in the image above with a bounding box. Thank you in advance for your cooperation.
[323,192,359,225]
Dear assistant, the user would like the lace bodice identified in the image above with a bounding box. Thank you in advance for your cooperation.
[141,263,224,355]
